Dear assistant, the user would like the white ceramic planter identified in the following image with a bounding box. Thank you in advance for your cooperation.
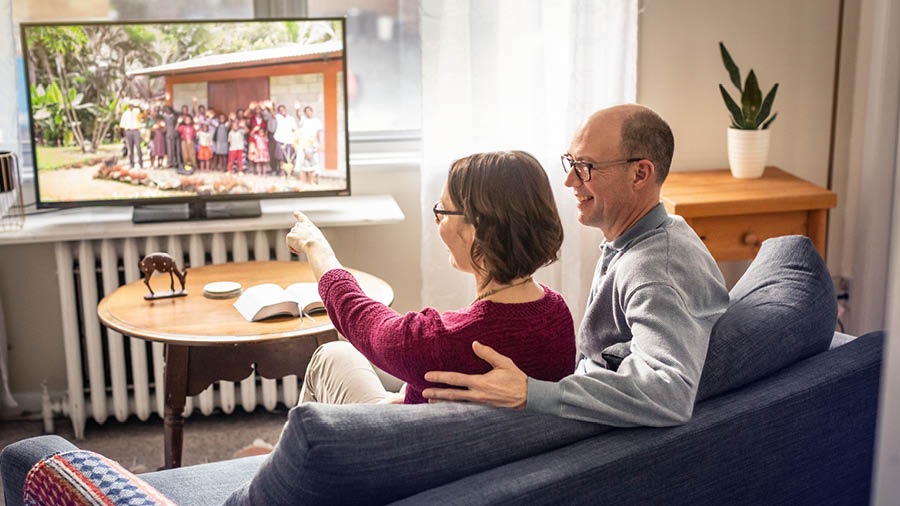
[727,128,770,179]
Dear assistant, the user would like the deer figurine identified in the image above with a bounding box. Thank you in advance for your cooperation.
[139,252,188,300]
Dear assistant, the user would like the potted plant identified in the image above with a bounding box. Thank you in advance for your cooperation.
[719,41,779,178]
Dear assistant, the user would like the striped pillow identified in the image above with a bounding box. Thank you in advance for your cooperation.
[24,450,174,506]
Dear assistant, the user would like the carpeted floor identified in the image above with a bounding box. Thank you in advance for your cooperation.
[0,407,289,503]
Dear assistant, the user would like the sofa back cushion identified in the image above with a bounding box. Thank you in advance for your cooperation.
[696,235,837,400]
[225,402,609,506]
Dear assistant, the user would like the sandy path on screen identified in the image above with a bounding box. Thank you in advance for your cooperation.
[38,166,187,201]
[37,165,345,202]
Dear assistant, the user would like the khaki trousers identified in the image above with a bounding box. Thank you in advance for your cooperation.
[299,341,405,405]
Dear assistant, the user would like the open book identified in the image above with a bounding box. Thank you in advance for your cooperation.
[233,282,326,322]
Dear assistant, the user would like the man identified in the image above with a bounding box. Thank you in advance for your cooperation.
[271,104,298,175]
[161,105,181,170]
[423,104,729,427]
[296,105,324,185]
[118,101,143,169]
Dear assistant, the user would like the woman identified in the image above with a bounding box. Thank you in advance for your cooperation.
[286,150,574,405]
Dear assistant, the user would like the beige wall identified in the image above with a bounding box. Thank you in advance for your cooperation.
[638,0,842,183]
[0,243,65,400]
[637,0,853,284]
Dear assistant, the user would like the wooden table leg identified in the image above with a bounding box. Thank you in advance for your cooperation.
[808,209,828,260]
[163,344,189,469]
[159,332,338,469]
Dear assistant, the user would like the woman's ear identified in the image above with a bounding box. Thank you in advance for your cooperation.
[460,221,477,242]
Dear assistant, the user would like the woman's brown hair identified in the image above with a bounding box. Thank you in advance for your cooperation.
[446,150,564,289]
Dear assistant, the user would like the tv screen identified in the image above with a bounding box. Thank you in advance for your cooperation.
[20,17,350,222]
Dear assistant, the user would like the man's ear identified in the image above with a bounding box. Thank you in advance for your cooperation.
[632,160,656,189]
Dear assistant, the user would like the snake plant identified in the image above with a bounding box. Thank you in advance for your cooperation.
[719,42,779,130]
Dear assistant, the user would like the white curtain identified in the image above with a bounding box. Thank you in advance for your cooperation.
[419,0,637,325]
[839,0,899,336]
[848,0,900,502]
[0,0,15,154]
[0,0,18,409]
[836,0,900,502]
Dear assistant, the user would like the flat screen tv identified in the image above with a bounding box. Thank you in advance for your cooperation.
[20,17,350,223]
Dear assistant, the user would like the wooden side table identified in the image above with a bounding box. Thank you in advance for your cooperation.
[97,261,393,469]
[661,167,837,261]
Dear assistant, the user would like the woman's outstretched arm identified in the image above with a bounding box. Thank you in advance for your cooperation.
[286,211,343,280]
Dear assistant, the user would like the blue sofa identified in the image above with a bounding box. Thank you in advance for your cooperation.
[1,236,884,505]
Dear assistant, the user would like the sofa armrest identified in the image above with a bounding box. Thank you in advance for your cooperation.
[1,435,77,506]
[2,434,269,506]
[140,454,268,505]
[22,449,176,505]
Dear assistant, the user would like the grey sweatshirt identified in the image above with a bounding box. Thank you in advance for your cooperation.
[527,203,729,427]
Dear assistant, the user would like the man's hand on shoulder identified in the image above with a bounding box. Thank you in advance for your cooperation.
[423,342,528,409]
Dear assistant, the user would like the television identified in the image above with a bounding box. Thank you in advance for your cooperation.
[20,17,350,223]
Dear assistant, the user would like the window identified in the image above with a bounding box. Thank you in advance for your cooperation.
[307,0,423,136]
[110,0,253,19]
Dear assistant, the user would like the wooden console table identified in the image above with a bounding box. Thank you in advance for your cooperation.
[661,167,837,261]
[97,260,393,469]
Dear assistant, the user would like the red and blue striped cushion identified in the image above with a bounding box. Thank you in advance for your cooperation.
[23,450,174,506]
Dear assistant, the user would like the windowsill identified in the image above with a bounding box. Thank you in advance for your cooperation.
[350,151,421,171]
[0,194,405,246]
[348,132,422,172]
[3,136,417,247]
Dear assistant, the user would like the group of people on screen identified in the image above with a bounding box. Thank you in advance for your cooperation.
[118,98,325,184]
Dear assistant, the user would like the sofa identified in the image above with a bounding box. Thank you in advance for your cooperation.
[1,236,884,505]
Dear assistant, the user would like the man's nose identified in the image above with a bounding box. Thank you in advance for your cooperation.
[563,168,582,188]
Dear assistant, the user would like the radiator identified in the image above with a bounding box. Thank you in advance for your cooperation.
[53,229,298,439]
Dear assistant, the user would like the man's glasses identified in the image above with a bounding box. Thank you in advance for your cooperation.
[561,154,644,182]
[433,201,464,224]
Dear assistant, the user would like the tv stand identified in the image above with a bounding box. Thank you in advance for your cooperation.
[132,200,262,223]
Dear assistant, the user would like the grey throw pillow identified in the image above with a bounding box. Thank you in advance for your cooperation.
[696,235,837,400]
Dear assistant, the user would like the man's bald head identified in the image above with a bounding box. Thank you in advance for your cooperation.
[579,104,674,183]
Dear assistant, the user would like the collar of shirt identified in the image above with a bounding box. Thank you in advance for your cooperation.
[609,202,668,251]
[595,202,668,276]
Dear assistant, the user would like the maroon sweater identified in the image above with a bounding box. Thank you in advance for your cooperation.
[318,268,577,404]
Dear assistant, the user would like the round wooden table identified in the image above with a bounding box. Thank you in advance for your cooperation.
[97,260,393,469]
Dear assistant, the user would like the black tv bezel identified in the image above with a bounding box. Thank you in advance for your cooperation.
[20,16,352,215]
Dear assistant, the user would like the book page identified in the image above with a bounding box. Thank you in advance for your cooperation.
[233,283,299,321]
[285,282,326,314]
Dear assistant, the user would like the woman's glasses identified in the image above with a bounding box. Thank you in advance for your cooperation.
[433,201,464,224]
